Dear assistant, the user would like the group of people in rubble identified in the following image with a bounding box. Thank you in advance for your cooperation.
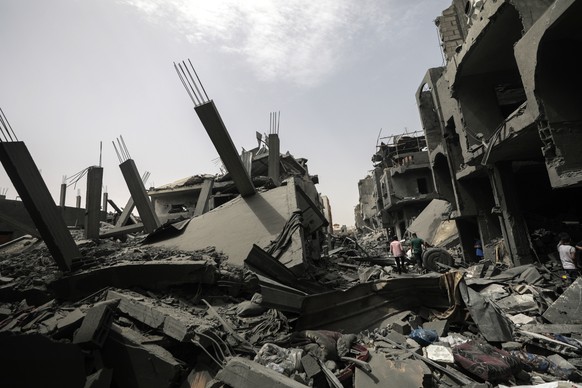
[388,232,429,274]
[386,230,582,282]
[557,232,582,284]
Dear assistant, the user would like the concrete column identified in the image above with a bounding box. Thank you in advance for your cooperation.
[119,159,160,233]
[59,183,67,207]
[195,101,255,197]
[488,162,533,265]
[241,149,253,179]
[76,191,81,208]
[0,142,80,271]
[268,134,281,186]
[84,166,103,239]
[194,178,214,216]
[115,197,136,228]
[102,192,108,214]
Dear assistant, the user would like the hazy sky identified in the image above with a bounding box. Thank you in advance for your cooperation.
[0,0,450,227]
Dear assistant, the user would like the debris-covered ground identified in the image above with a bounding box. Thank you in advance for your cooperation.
[1,228,582,388]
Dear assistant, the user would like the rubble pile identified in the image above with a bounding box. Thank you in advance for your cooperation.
[1,228,581,388]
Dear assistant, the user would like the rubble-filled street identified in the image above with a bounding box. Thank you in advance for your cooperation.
[1,227,582,388]
[2,0,582,387]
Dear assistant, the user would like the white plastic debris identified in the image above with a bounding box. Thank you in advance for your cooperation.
[422,344,454,364]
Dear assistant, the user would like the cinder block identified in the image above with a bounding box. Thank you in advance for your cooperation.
[73,303,114,349]
[391,320,411,335]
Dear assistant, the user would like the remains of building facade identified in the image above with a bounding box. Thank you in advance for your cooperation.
[417,0,582,266]
[2,1,582,387]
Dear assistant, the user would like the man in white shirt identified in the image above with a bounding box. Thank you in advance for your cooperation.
[558,233,578,283]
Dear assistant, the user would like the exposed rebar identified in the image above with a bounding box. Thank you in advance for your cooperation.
[182,61,205,104]
[120,135,131,160]
[141,171,151,185]
[65,167,90,188]
[174,62,199,105]
[112,141,123,164]
[0,107,19,142]
[188,59,209,101]
[174,59,210,107]
[269,111,281,135]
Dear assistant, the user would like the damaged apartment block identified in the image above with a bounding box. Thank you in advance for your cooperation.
[357,0,582,268]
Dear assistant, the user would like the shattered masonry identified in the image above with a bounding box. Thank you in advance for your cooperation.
[2,1,582,388]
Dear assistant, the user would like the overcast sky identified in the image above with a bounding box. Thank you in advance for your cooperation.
[0,0,450,227]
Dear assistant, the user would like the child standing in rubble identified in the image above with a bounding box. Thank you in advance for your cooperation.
[558,233,578,283]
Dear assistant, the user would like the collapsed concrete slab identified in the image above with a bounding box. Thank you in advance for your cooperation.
[295,273,456,333]
[73,302,115,349]
[543,277,582,324]
[149,180,324,274]
[106,289,215,342]
[407,198,458,247]
[49,260,217,300]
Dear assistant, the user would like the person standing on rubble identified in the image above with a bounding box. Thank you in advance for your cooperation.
[410,233,428,270]
[389,235,405,274]
[558,234,578,283]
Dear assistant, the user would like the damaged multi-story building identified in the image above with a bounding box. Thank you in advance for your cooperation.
[415,0,582,264]
[356,132,437,240]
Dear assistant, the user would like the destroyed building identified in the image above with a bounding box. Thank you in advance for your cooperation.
[3,2,582,388]
[356,132,437,239]
[416,0,582,266]
[357,0,582,266]
[148,147,320,226]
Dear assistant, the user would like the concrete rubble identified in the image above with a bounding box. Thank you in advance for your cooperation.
[2,0,582,387]
[1,222,582,388]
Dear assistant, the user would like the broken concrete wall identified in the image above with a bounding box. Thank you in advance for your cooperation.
[151,190,199,224]
[407,199,458,247]
[390,167,434,199]
[514,0,582,188]
[435,4,465,62]
[356,175,378,230]
[149,180,312,274]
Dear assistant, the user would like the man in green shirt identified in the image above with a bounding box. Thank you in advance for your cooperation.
[410,233,428,269]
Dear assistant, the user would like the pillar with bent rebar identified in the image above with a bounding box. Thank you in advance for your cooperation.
[268,134,281,186]
[0,142,79,271]
[174,60,255,197]
[84,166,103,239]
[119,159,160,233]
[195,101,256,197]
